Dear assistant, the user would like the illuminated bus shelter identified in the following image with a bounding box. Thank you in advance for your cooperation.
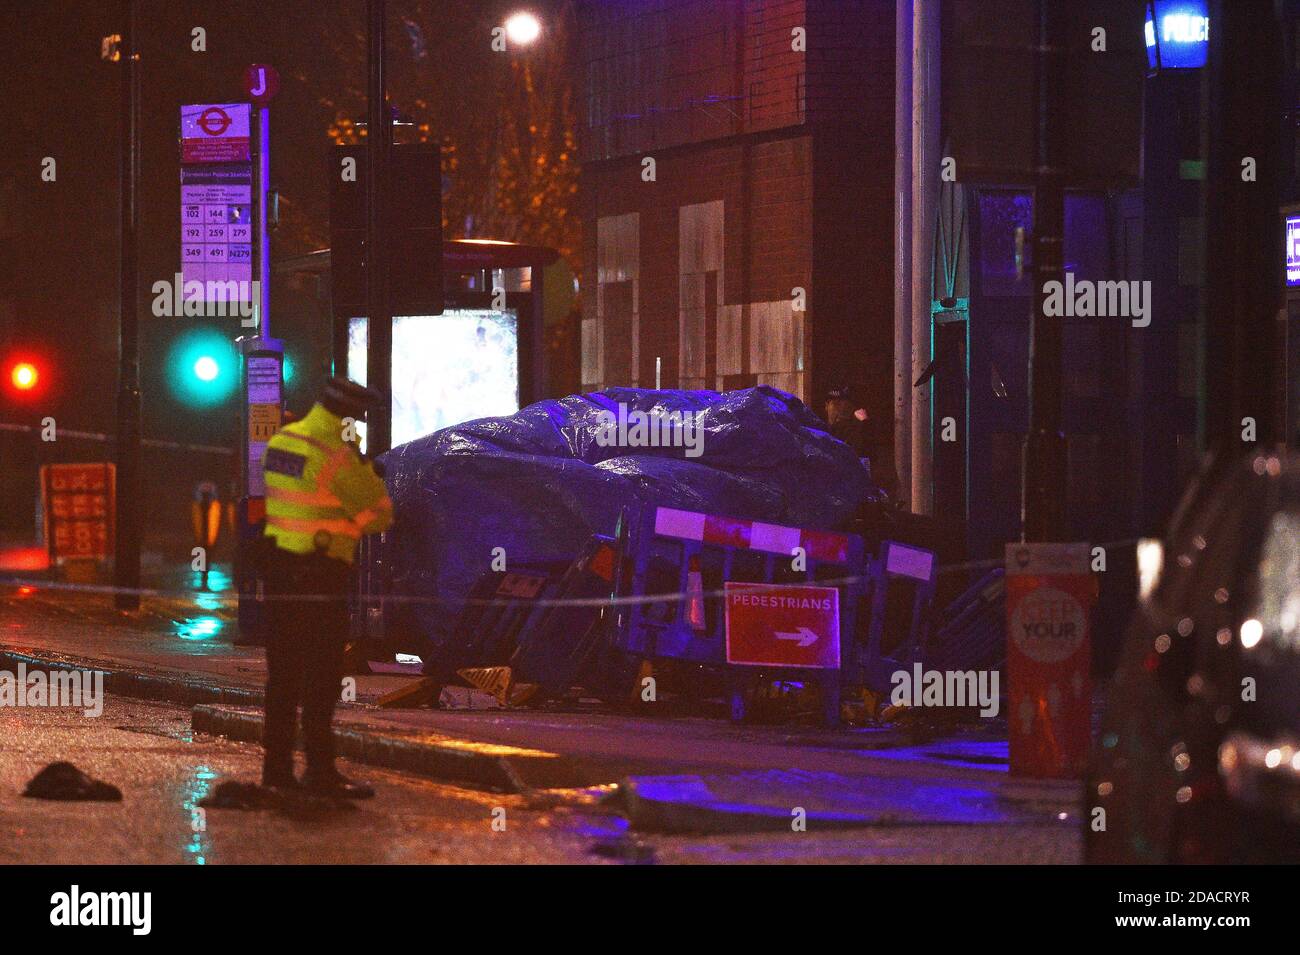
[278,238,564,451]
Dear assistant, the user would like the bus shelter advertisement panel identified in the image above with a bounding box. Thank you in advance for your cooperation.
[347,310,519,451]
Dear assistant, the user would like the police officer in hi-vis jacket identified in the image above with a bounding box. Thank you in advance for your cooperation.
[260,376,393,797]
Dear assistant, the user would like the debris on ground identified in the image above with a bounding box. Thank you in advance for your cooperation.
[23,761,122,801]
[457,666,539,706]
[199,780,281,811]
[588,834,658,864]
[198,779,359,818]
[377,676,442,709]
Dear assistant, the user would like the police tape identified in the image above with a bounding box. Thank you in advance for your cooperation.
[0,539,1138,611]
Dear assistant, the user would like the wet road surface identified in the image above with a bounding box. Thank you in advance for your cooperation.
[0,694,1080,864]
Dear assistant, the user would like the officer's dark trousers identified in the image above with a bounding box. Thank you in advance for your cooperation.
[262,548,351,783]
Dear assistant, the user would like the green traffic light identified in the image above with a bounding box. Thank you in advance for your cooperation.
[193,355,220,382]
[168,330,237,406]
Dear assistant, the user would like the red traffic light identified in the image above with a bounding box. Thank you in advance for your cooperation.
[3,356,50,400]
[10,362,38,391]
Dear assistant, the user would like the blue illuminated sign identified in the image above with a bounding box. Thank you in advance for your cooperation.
[1286,216,1300,287]
[1144,1,1209,71]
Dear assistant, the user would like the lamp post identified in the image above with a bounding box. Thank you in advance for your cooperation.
[363,6,541,457]
[365,0,393,455]
[1021,0,1067,543]
[113,0,142,610]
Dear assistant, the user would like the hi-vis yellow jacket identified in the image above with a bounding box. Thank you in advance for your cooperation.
[262,403,393,564]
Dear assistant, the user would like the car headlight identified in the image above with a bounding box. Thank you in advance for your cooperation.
[1137,538,1163,602]
[1219,731,1300,823]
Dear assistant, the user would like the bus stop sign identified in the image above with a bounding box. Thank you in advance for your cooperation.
[245,64,280,106]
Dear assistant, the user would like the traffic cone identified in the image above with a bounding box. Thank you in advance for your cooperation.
[686,555,706,631]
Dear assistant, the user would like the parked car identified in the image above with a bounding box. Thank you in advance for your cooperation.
[1087,451,1300,863]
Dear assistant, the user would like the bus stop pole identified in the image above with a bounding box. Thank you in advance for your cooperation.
[256,104,271,339]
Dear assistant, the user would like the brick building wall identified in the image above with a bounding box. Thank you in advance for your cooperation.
[579,0,894,409]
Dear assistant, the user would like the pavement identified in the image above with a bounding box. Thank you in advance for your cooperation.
[0,563,1083,855]
[0,694,619,864]
[0,694,1077,864]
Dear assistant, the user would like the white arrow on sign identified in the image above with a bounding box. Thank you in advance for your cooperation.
[775,627,819,647]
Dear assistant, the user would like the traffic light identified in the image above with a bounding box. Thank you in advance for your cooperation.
[167,330,237,407]
[193,355,220,382]
[3,356,48,401]
[10,362,38,391]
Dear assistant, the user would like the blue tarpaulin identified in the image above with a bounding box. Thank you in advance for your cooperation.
[378,386,873,660]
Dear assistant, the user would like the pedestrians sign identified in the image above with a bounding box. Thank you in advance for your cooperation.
[180,103,250,163]
[724,582,841,668]
[1005,542,1094,778]
[245,64,280,106]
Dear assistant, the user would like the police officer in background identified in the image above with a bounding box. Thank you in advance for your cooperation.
[260,376,393,797]
[824,385,899,499]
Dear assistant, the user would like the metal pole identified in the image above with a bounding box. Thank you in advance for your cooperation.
[1204,0,1283,459]
[910,0,939,515]
[365,0,393,454]
[894,0,914,509]
[113,0,141,610]
[256,105,271,338]
[1022,0,1067,542]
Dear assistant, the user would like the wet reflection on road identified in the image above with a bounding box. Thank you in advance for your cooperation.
[179,764,217,865]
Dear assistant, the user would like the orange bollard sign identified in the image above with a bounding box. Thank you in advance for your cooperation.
[1005,542,1094,778]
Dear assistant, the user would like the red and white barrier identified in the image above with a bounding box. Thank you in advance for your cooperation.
[653,507,853,565]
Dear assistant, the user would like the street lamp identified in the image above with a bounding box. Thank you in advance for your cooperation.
[504,11,542,47]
